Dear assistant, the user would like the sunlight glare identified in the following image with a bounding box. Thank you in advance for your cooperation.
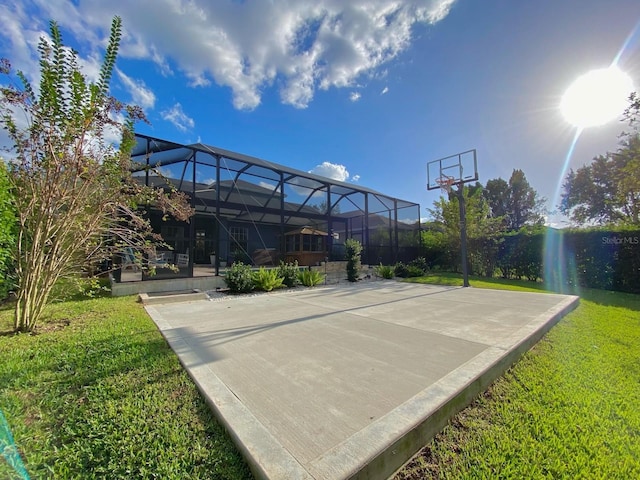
[560,67,633,128]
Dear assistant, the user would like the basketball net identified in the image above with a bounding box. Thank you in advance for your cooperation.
[435,175,456,194]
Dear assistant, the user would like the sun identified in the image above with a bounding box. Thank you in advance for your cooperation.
[560,67,634,128]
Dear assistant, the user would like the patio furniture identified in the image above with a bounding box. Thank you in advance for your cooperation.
[177,253,189,267]
[150,249,170,268]
[122,247,139,271]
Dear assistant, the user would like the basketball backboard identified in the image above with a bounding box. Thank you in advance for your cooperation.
[427,149,478,191]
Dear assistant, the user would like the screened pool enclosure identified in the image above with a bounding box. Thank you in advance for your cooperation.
[119,133,421,283]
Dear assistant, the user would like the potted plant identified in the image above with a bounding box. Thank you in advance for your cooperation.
[209,252,216,265]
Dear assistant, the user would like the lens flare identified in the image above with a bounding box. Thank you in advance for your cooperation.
[543,129,581,293]
[545,18,640,293]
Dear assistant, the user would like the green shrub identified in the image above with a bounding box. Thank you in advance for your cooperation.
[396,258,428,278]
[0,270,15,301]
[345,238,362,282]
[252,267,284,292]
[297,269,325,287]
[374,263,395,279]
[409,257,429,275]
[394,262,410,278]
[0,160,17,300]
[406,265,426,277]
[224,262,254,293]
[277,260,300,287]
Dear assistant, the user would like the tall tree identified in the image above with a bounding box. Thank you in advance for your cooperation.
[484,170,544,231]
[428,185,502,274]
[506,169,545,230]
[561,91,640,226]
[619,91,640,223]
[561,135,640,225]
[623,91,640,131]
[484,178,509,219]
[0,18,192,332]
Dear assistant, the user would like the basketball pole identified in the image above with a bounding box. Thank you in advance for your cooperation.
[456,183,470,287]
[427,148,477,288]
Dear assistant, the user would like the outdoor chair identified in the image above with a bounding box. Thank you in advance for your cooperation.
[121,247,139,271]
[150,249,170,268]
[177,253,189,267]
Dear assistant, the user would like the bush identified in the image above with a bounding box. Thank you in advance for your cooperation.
[252,267,284,292]
[0,161,16,300]
[409,257,429,275]
[406,265,426,277]
[421,228,449,270]
[297,269,325,287]
[224,262,254,293]
[394,262,409,278]
[0,270,15,301]
[394,262,425,278]
[374,264,395,279]
[345,238,362,282]
[277,260,300,287]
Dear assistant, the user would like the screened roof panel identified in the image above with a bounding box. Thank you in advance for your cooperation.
[188,140,389,197]
[132,133,419,212]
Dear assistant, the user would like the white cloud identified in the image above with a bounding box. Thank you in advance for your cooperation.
[116,69,156,109]
[0,3,45,83]
[381,86,389,95]
[259,181,280,191]
[351,174,361,182]
[285,162,356,199]
[310,161,350,182]
[0,1,456,111]
[161,103,195,132]
[350,91,362,102]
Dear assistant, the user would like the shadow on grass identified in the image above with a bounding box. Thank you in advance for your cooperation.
[0,300,16,336]
[0,277,113,334]
[574,287,640,311]
[1,300,252,479]
[0,328,171,396]
[409,272,640,311]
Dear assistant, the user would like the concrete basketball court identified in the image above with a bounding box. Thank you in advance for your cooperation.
[144,281,578,480]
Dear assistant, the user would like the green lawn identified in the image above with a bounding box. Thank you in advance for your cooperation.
[396,273,640,479]
[0,296,252,480]
[2,276,639,479]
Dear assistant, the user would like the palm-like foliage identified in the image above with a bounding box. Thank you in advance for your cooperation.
[297,269,325,287]
[252,267,284,292]
[0,18,192,332]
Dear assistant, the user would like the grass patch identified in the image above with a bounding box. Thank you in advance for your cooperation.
[3,274,639,478]
[405,271,549,292]
[396,273,640,479]
[0,297,251,479]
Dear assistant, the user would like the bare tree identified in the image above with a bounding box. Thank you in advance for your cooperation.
[0,18,192,332]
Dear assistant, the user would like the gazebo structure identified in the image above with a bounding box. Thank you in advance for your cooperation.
[117,133,420,286]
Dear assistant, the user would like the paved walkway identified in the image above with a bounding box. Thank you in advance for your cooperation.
[145,281,578,480]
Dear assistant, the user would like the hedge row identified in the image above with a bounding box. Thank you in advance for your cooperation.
[425,229,640,294]
[544,229,640,293]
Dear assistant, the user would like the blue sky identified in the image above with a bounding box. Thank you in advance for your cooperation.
[1,0,639,226]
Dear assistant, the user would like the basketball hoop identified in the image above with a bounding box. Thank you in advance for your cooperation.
[436,175,456,194]
[427,150,478,288]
